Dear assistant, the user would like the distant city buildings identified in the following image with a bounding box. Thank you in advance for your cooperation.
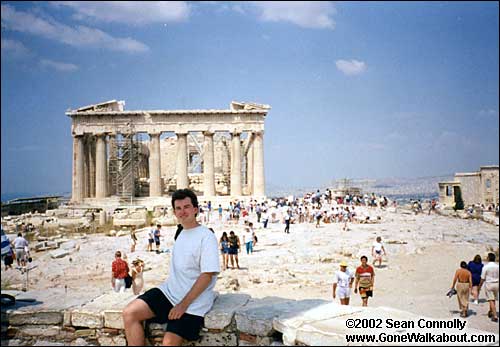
[439,165,499,208]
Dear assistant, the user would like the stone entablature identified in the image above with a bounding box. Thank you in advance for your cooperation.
[66,101,269,203]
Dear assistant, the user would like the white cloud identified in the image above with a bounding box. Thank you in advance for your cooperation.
[250,1,336,29]
[1,4,149,53]
[1,38,30,58]
[335,59,367,76]
[478,109,498,118]
[40,59,78,72]
[50,1,190,25]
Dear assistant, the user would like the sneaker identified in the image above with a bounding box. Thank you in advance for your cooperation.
[492,317,499,322]
[488,311,493,318]
[473,299,479,305]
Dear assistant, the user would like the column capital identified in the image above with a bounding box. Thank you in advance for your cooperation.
[176,131,188,136]
[148,131,161,137]
[203,130,215,136]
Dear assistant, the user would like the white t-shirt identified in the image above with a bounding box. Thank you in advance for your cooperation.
[373,241,384,253]
[481,262,499,283]
[334,269,353,288]
[158,225,220,317]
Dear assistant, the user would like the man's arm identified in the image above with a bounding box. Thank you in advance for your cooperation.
[168,272,217,320]
[111,263,116,288]
[332,283,337,299]
[451,271,458,288]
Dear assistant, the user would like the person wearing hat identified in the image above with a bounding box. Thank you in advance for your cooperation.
[332,261,354,305]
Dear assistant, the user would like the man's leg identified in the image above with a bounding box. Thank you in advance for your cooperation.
[123,298,155,346]
[163,332,184,346]
[229,254,234,268]
[489,300,498,319]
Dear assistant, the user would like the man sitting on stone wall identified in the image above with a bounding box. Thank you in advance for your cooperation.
[122,189,220,346]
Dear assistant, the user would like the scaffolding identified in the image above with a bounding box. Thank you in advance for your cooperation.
[108,126,140,202]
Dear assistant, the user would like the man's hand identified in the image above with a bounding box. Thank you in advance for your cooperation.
[354,288,358,294]
[333,292,336,299]
[168,303,188,320]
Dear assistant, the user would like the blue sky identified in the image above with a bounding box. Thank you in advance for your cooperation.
[1,1,499,198]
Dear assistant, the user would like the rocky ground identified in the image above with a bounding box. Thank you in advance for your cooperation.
[2,206,499,335]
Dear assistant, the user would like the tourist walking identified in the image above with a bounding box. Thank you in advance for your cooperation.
[111,250,130,293]
[467,254,484,305]
[147,223,155,252]
[451,261,472,318]
[13,232,29,269]
[131,259,145,295]
[284,210,291,234]
[243,226,254,255]
[371,236,386,268]
[333,261,354,305]
[219,232,229,270]
[154,224,162,253]
[130,227,138,253]
[228,231,241,269]
[2,229,14,271]
[123,189,220,346]
[479,252,499,322]
[354,256,375,307]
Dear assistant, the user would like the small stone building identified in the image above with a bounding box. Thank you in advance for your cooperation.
[439,165,499,208]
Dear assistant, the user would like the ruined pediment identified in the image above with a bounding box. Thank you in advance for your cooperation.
[230,101,271,111]
[74,100,125,113]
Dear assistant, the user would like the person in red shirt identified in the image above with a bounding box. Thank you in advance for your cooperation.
[112,251,129,293]
[354,255,375,306]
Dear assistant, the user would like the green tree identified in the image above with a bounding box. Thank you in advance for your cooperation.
[454,188,464,211]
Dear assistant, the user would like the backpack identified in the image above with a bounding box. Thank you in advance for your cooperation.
[174,224,183,241]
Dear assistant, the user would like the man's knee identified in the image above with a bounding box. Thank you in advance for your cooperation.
[123,300,143,323]
[163,332,184,346]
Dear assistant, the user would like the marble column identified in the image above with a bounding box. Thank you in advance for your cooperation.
[95,134,108,199]
[253,131,265,197]
[107,134,116,196]
[203,131,216,197]
[88,137,96,198]
[231,132,242,196]
[247,134,254,196]
[149,132,162,197]
[83,137,89,198]
[72,135,84,203]
[176,132,189,189]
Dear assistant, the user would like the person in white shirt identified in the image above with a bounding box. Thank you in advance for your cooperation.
[333,261,354,305]
[13,233,29,268]
[479,253,499,322]
[371,236,387,268]
[123,189,220,346]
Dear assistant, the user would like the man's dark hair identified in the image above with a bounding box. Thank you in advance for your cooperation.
[17,232,22,237]
[360,255,368,261]
[171,189,199,209]
[460,261,467,268]
[488,252,496,262]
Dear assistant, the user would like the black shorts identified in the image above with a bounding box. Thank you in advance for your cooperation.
[138,288,204,341]
[4,255,13,266]
[228,247,238,255]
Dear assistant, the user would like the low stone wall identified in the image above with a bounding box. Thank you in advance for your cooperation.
[1,289,498,346]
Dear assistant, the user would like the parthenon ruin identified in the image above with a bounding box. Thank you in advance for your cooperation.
[66,100,270,204]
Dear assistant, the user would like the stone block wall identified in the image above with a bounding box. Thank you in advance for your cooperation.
[2,291,497,346]
[456,173,481,207]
